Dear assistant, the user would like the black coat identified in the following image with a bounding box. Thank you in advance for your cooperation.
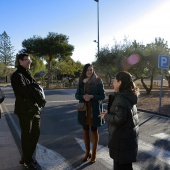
[11,65,40,115]
[104,92,139,164]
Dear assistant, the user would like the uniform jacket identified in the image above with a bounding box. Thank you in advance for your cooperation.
[11,65,40,115]
[104,91,139,164]
[75,77,105,127]
[0,88,5,103]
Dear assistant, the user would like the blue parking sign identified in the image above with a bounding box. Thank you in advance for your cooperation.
[158,55,169,69]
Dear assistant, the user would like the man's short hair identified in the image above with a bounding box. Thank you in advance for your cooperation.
[16,53,29,66]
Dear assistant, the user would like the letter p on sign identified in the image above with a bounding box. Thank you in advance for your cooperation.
[158,55,169,69]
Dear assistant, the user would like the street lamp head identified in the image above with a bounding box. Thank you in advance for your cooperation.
[94,0,99,2]
[94,40,97,43]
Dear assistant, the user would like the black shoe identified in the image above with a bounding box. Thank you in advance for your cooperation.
[23,162,37,169]
[19,156,24,164]
[19,158,24,164]
[20,157,37,165]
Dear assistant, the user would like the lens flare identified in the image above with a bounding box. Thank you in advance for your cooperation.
[127,54,140,65]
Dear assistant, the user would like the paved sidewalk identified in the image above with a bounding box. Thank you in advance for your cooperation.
[0,113,24,170]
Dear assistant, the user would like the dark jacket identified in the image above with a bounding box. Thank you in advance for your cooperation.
[0,88,5,103]
[104,92,139,164]
[11,65,41,115]
[75,77,105,127]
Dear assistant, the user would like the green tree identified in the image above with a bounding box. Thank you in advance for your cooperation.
[30,54,46,77]
[94,37,170,94]
[93,39,130,85]
[50,57,83,86]
[0,62,8,81]
[118,38,170,94]
[21,32,74,88]
[0,31,15,65]
[165,70,170,88]
[129,38,170,94]
[94,46,118,85]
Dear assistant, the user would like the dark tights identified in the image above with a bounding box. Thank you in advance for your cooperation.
[83,124,97,132]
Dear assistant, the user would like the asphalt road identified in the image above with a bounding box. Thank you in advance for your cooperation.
[1,87,170,170]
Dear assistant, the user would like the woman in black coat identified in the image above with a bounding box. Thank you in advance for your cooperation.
[75,63,105,163]
[99,71,140,170]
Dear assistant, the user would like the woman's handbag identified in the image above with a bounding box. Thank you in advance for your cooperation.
[77,102,87,111]
[0,88,5,104]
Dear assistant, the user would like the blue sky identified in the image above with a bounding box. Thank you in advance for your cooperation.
[1,0,170,64]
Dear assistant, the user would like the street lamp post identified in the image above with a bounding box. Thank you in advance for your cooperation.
[94,0,99,57]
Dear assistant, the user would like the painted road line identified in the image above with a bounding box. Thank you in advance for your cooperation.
[0,104,2,118]
[3,102,72,170]
[4,97,170,169]
[47,100,77,103]
[4,100,78,106]
[3,103,21,138]
[139,140,170,165]
[152,133,170,142]
[36,144,72,170]
[75,137,112,169]
[2,103,14,106]
[75,138,141,170]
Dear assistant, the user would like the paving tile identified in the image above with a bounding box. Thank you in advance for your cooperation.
[0,160,3,169]
[0,136,6,148]
[0,114,23,170]
[3,159,13,169]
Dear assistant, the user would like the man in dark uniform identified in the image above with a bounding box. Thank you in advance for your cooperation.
[11,53,41,170]
[0,87,5,119]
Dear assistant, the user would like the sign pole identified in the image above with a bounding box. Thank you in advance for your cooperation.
[158,55,169,114]
[159,69,164,114]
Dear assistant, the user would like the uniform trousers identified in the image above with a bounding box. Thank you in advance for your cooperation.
[114,160,133,170]
[18,112,40,163]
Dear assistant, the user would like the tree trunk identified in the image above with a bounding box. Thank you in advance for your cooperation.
[141,78,150,94]
[165,76,170,88]
[141,69,154,94]
[46,56,52,88]
[108,73,112,86]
